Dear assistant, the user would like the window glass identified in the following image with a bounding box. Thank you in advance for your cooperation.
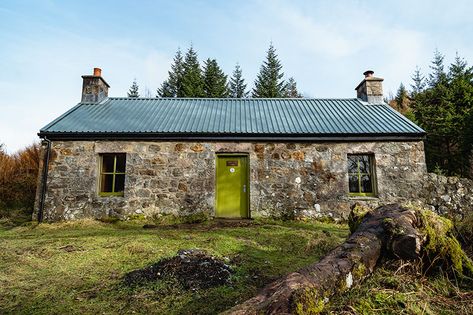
[102,154,115,173]
[100,174,114,192]
[358,156,371,174]
[99,153,126,196]
[361,175,373,193]
[347,154,376,196]
[114,174,125,192]
[349,175,360,193]
[116,155,126,173]
[347,156,358,173]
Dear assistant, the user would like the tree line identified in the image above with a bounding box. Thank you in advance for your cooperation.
[128,44,302,98]
[389,51,473,178]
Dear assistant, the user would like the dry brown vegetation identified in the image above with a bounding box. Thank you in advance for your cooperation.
[0,142,41,222]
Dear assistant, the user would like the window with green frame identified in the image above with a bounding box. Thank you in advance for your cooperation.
[347,154,376,197]
[99,153,126,196]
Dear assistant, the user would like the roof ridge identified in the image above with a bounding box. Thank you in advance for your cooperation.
[106,97,360,101]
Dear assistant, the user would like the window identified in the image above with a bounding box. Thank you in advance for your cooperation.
[347,154,376,197]
[99,153,126,196]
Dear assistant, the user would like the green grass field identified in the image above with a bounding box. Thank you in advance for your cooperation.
[0,219,348,315]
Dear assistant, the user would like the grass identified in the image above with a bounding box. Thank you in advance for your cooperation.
[0,218,348,315]
[324,261,473,315]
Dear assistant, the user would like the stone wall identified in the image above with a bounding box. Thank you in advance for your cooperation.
[419,173,473,219]
[36,140,427,221]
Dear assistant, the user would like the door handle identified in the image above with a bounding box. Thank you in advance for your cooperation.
[243,184,247,193]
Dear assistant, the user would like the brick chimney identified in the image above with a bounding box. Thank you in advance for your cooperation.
[81,67,110,102]
[355,70,384,104]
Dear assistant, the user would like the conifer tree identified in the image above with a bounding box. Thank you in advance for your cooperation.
[428,49,448,87]
[158,81,173,98]
[284,77,302,98]
[410,66,425,96]
[394,83,409,111]
[411,51,473,177]
[127,79,140,98]
[157,48,185,97]
[203,58,228,97]
[448,53,473,176]
[252,43,286,98]
[181,45,204,97]
[229,64,248,98]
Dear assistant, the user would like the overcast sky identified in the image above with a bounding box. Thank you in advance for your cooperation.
[1,0,472,153]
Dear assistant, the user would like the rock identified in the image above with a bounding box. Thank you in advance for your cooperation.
[190,144,205,152]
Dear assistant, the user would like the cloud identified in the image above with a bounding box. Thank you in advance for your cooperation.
[1,0,472,152]
[231,0,428,97]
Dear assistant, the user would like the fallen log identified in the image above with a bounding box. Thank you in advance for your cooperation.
[226,204,472,315]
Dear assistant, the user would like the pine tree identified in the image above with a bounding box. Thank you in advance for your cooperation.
[448,53,473,176]
[229,64,248,98]
[157,48,185,97]
[252,43,286,98]
[284,77,302,98]
[428,49,448,87]
[181,45,204,97]
[158,81,173,98]
[394,83,409,111]
[411,51,473,177]
[203,58,228,98]
[410,66,425,96]
[127,79,140,98]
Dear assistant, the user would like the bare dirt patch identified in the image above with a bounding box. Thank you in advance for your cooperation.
[123,249,233,290]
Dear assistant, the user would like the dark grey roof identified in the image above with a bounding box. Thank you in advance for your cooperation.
[39,97,425,140]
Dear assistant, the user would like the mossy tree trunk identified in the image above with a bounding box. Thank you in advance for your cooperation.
[226,204,472,315]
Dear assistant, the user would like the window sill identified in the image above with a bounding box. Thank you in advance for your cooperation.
[99,193,124,197]
[349,195,379,201]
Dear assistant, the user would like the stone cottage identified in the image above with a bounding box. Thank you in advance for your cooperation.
[34,68,426,222]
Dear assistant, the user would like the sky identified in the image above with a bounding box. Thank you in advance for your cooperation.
[1,0,472,153]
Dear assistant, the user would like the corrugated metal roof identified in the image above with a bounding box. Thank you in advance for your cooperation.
[39,97,425,139]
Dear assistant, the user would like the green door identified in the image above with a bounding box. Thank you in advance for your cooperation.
[215,155,249,218]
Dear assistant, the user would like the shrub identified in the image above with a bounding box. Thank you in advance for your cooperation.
[0,142,41,222]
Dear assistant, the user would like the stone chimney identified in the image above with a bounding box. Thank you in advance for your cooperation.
[81,67,110,102]
[355,70,384,103]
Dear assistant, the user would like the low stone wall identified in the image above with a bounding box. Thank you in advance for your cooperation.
[419,173,473,219]
[35,140,427,221]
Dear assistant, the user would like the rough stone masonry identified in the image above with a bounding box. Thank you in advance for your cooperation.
[36,140,428,221]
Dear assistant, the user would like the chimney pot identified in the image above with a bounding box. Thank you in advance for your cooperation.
[363,70,374,78]
[93,67,102,77]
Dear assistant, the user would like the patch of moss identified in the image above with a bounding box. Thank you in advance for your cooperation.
[126,213,146,221]
[293,288,325,315]
[352,263,368,281]
[348,204,371,233]
[417,208,473,277]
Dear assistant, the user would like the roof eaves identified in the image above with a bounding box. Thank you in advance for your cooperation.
[38,131,426,142]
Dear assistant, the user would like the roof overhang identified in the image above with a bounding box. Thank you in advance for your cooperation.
[38,131,426,142]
